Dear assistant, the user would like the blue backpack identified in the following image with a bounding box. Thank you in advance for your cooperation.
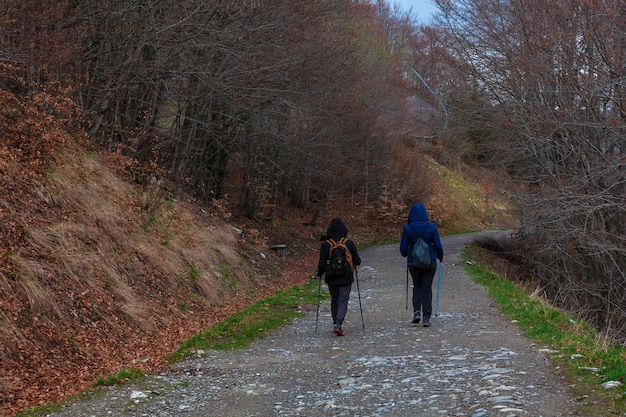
[409,223,431,269]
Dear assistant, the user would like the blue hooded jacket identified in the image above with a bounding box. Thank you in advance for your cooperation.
[400,204,444,266]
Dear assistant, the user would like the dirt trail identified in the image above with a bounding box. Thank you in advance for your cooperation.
[49,231,582,417]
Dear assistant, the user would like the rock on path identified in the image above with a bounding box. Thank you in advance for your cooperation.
[49,231,580,417]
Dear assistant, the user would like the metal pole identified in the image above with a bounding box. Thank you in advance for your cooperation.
[411,69,449,139]
[315,276,322,334]
[435,262,443,316]
[355,268,365,330]
[405,266,409,310]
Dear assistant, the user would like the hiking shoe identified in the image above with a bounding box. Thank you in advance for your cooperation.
[333,325,346,336]
[423,318,431,327]
[411,315,420,324]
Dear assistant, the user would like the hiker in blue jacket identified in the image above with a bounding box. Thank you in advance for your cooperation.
[400,204,444,327]
[317,218,361,336]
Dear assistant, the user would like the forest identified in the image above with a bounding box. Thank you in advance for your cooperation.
[0,0,625,413]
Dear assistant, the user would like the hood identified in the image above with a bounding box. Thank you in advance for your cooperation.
[407,204,429,223]
[327,218,348,240]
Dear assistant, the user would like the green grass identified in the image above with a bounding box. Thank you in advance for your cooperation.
[16,369,146,416]
[167,277,323,363]
[463,245,626,415]
[93,368,144,387]
[16,404,63,417]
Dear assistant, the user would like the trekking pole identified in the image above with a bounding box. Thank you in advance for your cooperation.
[405,266,409,310]
[435,262,443,316]
[355,268,365,330]
[315,275,322,334]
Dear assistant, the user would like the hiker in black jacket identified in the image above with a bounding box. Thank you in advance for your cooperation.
[316,218,361,336]
[400,204,444,327]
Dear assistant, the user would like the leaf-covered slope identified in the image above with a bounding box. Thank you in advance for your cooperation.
[0,64,308,416]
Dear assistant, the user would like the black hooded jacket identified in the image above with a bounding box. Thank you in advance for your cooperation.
[317,218,361,286]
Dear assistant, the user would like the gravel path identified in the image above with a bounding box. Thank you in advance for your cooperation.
[49,231,581,417]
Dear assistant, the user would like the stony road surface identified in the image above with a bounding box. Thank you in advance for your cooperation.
[49,231,581,417]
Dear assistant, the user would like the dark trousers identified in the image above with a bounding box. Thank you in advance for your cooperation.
[328,283,352,325]
[409,260,436,318]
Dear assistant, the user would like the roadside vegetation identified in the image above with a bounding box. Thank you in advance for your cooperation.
[168,278,323,362]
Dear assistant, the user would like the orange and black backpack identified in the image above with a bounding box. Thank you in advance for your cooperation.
[325,237,353,277]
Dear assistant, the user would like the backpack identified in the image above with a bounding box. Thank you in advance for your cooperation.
[409,223,431,269]
[325,237,353,277]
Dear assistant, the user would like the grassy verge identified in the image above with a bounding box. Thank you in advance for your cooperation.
[168,277,323,363]
[463,245,626,415]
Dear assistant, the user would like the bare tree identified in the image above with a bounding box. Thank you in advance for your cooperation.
[425,0,626,341]
[0,0,438,222]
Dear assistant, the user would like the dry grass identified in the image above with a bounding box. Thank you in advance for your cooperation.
[1,148,297,416]
[9,257,63,320]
